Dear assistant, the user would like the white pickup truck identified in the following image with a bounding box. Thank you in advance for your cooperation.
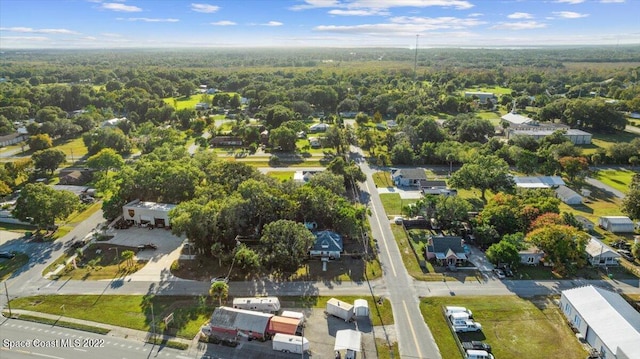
[453,320,483,333]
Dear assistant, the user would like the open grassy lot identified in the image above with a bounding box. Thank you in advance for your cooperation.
[163,95,209,110]
[379,193,419,216]
[54,136,88,161]
[265,171,295,182]
[463,86,512,95]
[594,168,636,194]
[420,296,587,359]
[0,253,29,281]
[56,243,144,280]
[9,295,215,339]
[373,171,394,188]
[590,130,640,150]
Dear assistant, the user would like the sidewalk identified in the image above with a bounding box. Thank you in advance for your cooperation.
[2,309,196,349]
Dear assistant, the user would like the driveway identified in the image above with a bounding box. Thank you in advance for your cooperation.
[102,227,187,281]
[377,186,424,199]
[465,245,498,281]
[585,177,626,199]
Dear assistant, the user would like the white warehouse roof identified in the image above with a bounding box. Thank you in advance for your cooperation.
[562,286,640,357]
[600,216,633,224]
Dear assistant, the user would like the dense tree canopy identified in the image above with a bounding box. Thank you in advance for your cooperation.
[13,183,79,229]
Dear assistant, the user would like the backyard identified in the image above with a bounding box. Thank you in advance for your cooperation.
[420,295,588,359]
[593,168,637,194]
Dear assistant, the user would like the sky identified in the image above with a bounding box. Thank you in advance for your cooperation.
[0,0,639,49]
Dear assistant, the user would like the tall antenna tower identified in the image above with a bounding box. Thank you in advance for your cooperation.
[414,34,419,81]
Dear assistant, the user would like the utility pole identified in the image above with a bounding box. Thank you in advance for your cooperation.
[151,302,156,340]
[4,281,11,317]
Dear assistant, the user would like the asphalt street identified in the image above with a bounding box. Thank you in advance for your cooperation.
[0,318,194,359]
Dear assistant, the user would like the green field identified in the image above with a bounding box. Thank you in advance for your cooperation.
[54,136,88,160]
[463,86,513,95]
[163,96,208,110]
[590,130,640,150]
[420,296,587,359]
[379,193,418,216]
[373,171,394,188]
[265,171,295,181]
[594,168,636,194]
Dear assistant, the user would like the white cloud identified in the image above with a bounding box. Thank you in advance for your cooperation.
[553,11,588,18]
[263,21,283,26]
[600,0,624,2]
[191,3,220,13]
[101,32,123,37]
[508,12,533,19]
[315,16,485,35]
[0,27,79,34]
[211,21,236,26]
[491,21,546,30]
[83,36,98,40]
[1,36,48,41]
[555,0,585,4]
[468,13,483,17]
[291,0,474,11]
[329,9,390,16]
[120,17,180,22]
[101,3,142,12]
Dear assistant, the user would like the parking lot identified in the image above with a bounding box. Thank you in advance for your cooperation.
[200,308,378,359]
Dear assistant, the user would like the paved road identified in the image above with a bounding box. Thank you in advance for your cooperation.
[352,145,442,359]
[585,177,626,199]
[0,318,192,359]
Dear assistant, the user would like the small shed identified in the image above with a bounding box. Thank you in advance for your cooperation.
[598,216,635,233]
[354,299,369,317]
[281,310,305,324]
[267,316,301,336]
[556,185,582,205]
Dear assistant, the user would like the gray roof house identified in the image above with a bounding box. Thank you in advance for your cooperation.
[426,236,467,266]
[585,236,620,266]
[391,168,427,187]
[419,179,457,196]
[309,230,343,259]
[556,185,582,205]
[560,285,640,359]
[209,306,273,340]
[575,216,595,231]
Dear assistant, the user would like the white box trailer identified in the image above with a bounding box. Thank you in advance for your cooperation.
[326,298,354,322]
[272,333,309,354]
[232,297,281,313]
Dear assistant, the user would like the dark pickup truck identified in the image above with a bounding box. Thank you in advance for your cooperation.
[462,341,492,353]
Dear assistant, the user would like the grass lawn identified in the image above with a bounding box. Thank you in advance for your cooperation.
[379,193,419,217]
[9,295,216,339]
[0,253,29,281]
[376,340,400,359]
[420,296,588,359]
[559,182,624,225]
[266,171,295,181]
[594,168,636,194]
[54,136,88,161]
[463,86,513,95]
[590,130,640,150]
[163,96,209,110]
[0,222,36,234]
[373,171,394,188]
[56,243,144,280]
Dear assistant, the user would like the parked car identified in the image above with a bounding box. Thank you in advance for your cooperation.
[496,264,514,277]
[393,216,403,225]
[493,269,506,279]
[0,251,16,259]
[137,243,158,251]
[462,341,492,354]
[617,249,634,261]
[211,277,229,284]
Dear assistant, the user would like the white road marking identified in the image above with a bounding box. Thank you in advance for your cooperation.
[73,348,87,352]
[365,180,397,277]
[403,300,423,359]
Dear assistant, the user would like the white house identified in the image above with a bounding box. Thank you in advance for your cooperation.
[585,236,620,266]
[293,170,320,183]
[555,185,582,205]
[519,245,545,265]
[464,91,496,104]
[122,199,177,228]
[560,285,640,359]
[391,168,427,187]
[598,216,635,233]
[309,123,329,133]
[101,117,126,127]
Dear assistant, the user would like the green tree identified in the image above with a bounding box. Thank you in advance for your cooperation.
[233,244,261,270]
[13,183,79,229]
[486,240,520,266]
[28,134,53,151]
[308,171,346,196]
[434,196,471,230]
[32,148,66,175]
[86,148,125,176]
[449,155,514,203]
[260,220,315,273]
[269,126,297,152]
[121,250,135,268]
[209,281,229,306]
[178,80,196,98]
[558,156,589,182]
[527,225,589,275]
[621,173,640,220]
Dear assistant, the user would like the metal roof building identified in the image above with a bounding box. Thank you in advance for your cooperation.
[560,285,640,359]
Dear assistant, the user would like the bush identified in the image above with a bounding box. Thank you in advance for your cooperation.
[268,155,280,166]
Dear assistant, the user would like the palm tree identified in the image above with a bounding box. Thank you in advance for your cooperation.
[209,281,229,307]
[121,250,135,268]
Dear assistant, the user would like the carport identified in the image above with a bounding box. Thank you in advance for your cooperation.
[334,329,361,358]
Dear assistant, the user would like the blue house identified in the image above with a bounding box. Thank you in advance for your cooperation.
[310,231,343,259]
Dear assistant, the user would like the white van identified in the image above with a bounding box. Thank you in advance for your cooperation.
[449,311,472,323]
[445,306,473,318]
[466,349,494,359]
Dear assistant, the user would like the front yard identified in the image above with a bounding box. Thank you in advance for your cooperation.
[420,296,588,359]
